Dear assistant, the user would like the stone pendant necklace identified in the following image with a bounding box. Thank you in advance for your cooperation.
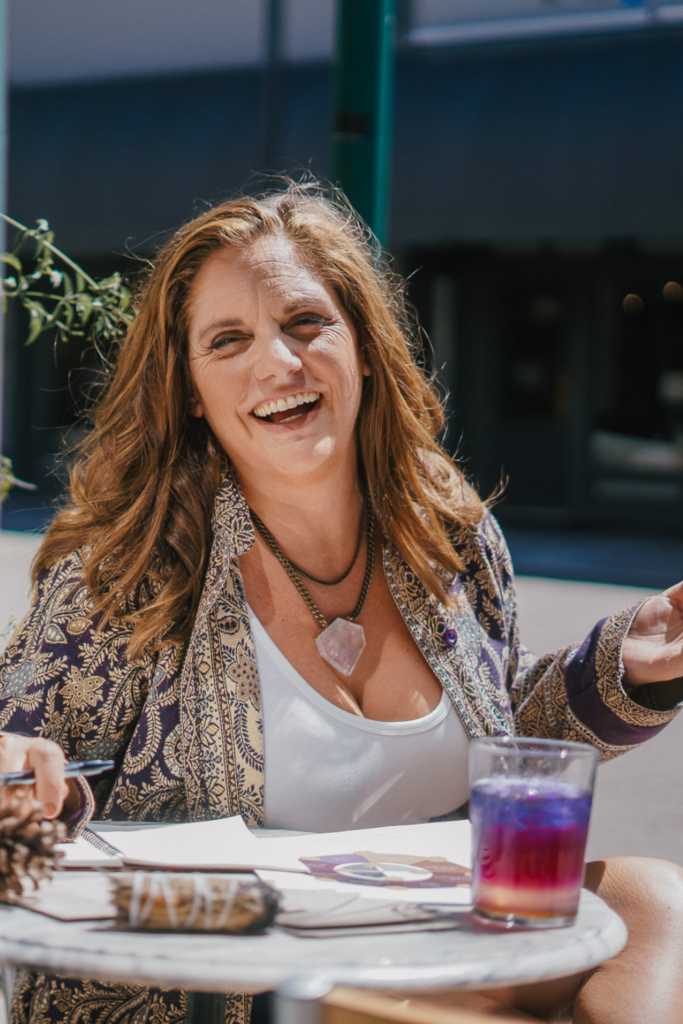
[250,501,375,677]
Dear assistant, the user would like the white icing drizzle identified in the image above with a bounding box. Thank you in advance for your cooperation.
[127,872,245,930]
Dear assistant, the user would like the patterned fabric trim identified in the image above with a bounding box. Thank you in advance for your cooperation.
[595,604,682,726]
[181,472,264,826]
[476,512,679,755]
[9,970,251,1024]
[564,609,680,746]
[61,776,95,839]
[382,544,514,740]
[212,469,256,559]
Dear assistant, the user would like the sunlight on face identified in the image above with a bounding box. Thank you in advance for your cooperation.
[187,234,370,488]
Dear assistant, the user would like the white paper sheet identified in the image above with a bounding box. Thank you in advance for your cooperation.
[258,868,472,907]
[97,816,473,880]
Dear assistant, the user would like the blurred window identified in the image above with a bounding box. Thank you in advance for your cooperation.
[414,1,631,26]
[410,248,683,525]
[493,283,572,508]
[411,0,681,29]
[590,274,683,504]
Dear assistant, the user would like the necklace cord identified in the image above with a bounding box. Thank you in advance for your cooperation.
[250,503,375,631]
[263,504,365,587]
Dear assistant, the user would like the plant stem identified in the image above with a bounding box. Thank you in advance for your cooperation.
[0,212,100,290]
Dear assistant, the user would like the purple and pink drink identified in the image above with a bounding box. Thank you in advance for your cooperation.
[470,777,593,926]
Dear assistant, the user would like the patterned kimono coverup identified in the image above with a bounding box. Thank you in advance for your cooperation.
[0,475,679,1024]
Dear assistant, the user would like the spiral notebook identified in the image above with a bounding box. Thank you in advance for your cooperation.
[57,816,472,906]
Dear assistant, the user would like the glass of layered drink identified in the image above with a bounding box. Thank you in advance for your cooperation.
[469,736,598,929]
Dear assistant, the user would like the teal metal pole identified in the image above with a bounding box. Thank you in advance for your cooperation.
[330,0,397,247]
[261,0,284,171]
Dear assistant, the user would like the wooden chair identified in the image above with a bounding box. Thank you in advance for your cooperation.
[320,987,534,1024]
[3,979,538,1024]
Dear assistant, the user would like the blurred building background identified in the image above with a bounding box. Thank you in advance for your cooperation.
[4,0,683,585]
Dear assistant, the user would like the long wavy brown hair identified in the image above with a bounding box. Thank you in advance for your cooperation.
[35,181,486,658]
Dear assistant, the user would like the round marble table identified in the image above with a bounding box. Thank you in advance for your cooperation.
[0,890,626,1022]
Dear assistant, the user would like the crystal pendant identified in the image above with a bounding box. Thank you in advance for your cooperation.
[315,617,366,676]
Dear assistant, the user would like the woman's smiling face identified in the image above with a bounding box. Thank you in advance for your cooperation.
[187,234,370,486]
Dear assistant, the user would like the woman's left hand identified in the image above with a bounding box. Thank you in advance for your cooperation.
[622,581,683,687]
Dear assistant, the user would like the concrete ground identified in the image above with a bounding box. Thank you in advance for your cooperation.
[1,530,681,866]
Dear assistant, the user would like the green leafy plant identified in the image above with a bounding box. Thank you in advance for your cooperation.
[0,456,36,504]
[0,215,134,503]
[0,213,133,348]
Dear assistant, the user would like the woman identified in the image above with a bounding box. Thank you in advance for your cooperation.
[0,182,682,1024]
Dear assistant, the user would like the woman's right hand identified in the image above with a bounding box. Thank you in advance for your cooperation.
[0,733,69,819]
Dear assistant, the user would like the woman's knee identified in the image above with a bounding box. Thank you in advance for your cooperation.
[584,857,683,943]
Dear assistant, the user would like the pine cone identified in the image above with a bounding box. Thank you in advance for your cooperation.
[0,792,66,896]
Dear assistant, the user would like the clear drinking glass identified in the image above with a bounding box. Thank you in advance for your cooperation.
[469,736,599,929]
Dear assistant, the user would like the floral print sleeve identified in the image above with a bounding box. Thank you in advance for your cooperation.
[0,551,185,820]
[477,514,682,761]
[0,552,216,1024]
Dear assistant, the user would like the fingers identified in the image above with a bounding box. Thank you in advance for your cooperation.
[665,580,683,609]
[0,732,33,773]
[25,743,69,818]
[0,734,69,818]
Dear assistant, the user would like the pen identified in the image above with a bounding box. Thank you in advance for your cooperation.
[0,758,115,786]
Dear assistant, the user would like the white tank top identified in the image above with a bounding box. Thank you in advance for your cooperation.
[247,607,471,832]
